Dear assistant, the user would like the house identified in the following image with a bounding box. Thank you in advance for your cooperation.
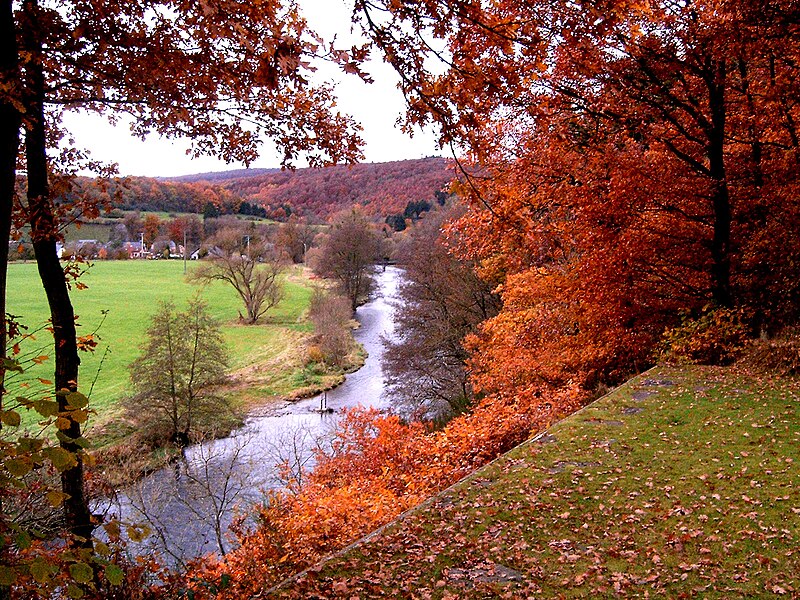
[122,241,146,259]
[150,239,185,258]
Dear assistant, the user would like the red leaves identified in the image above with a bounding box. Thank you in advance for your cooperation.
[76,334,98,353]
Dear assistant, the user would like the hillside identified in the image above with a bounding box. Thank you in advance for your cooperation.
[72,157,454,222]
[207,157,454,221]
[269,365,799,598]
[166,167,281,183]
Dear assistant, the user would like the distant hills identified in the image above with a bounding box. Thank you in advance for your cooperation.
[165,157,454,221]
[165,167,282,184]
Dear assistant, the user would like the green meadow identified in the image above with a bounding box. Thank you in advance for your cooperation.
[7,260,315,430]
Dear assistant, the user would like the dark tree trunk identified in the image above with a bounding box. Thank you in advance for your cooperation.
[0,0,19,364]
[707,59,733,308]
[22,0,93,547]
[0,1,21,595]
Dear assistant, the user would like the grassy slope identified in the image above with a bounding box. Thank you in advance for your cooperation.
[275,365,799,598]
[6,260,315,432]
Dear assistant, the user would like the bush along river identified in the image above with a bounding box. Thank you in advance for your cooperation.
[101,267,402,566]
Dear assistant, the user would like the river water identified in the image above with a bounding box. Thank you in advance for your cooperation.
[106,267,401,564]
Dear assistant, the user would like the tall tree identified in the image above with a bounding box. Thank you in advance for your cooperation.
[22,0,94,547]
[129,297,229,448]
[310,209,382,312]
[354,0,800,395]
[0,5,20,595]
[0,0,19,382]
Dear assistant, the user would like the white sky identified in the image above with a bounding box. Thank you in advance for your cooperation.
[61,0,442,178]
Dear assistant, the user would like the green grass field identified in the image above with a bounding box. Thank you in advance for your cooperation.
[7,260,314,430]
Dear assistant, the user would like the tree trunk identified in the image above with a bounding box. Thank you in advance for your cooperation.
[22,0,93,548]
[0,0,19,372]
[0,1,21,595]
[707,59,733,308]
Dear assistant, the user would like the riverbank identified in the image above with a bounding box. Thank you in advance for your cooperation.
[61,263,367,488]
[104,268,402,563]
[269,364,800,598]
[92,320,366,488]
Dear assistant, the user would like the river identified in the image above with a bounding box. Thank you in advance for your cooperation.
[106,267,401,565]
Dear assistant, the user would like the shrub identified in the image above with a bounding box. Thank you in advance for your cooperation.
[305,344,325,365]
[660,306,749,365]
[308,288,353,367]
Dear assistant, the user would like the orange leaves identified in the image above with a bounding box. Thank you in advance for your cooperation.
[214,383,587,597]
[76,333,98,353]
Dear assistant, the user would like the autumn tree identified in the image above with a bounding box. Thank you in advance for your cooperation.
[142,214,161,248]
[0,0,18,402]
[168,214,204,255]
[275,216,315,264]
[310,209,383,312]
[191,228,286,325]
[129,297,229,448]
[0,3,20,590]
[354,0,800,392]
[122,211,144,243]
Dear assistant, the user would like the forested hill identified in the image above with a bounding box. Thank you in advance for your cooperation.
[71,158,452,221]
[166,167,282,183]
[175,157,454,220]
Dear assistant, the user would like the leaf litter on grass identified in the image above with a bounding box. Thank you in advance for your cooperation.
[272,365,799,599]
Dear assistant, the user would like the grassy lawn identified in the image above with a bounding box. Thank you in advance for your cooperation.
[7,260,315,433]
[275,365,799,598]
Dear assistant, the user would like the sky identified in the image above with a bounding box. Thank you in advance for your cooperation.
[61,0,442,178]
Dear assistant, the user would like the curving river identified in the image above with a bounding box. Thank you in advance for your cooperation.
[106,267,401,565]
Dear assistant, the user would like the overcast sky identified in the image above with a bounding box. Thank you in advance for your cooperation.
[61,0,441,178]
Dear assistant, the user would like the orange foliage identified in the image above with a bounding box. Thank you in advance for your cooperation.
[200,384,584,597]
[185,1,800,594]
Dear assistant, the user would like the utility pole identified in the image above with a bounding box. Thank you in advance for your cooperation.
[183,228,187,275]
[140,232,145,259]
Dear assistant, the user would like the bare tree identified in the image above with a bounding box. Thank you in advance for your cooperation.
[191,228,286,324]
[128,296,229,448]
[385,204,500,420]
[309,209,383,312]
[262,422,330,493]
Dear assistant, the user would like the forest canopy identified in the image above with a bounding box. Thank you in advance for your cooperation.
[354,0,800,394]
